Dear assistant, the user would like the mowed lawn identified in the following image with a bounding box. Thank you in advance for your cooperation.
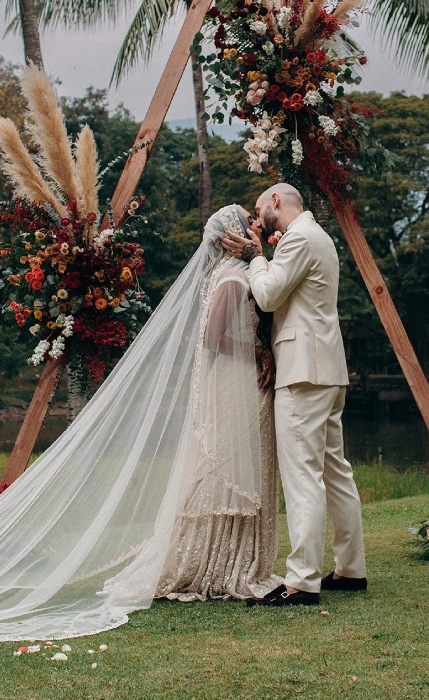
[0,494,428,700]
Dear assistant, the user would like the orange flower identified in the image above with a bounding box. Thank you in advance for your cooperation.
[85,293,94,304]
[0,249,9,255]
[110,297,121,307]
[47,321,57,330]
[94,298,108,310]
[58,263,67,274]
[34,309,43,320]
[8,275,21,286]
[29,257,43,269]
[120,267,133,282]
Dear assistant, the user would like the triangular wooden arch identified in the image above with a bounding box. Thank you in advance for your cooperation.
[3,0,429,485]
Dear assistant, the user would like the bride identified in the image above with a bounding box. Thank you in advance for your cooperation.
[0,204,281,641]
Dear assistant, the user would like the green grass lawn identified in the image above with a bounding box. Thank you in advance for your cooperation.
[0,494,428,700]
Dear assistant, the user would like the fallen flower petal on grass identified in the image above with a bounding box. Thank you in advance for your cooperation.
[17,646,28,653]
[51,652,68,661]
[61,644,72,652]
[320,610,330,616]
[44,641,54,647]
[27,645,41,653]
[91,662,97,669]
[87,649,95,654]
[99,644,108,651]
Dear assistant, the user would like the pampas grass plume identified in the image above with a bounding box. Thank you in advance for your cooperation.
[20,64,78,204]
[0,116,67,216]
[74,125,100,220]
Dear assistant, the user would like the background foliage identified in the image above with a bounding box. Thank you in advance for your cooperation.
[1,58,429,392]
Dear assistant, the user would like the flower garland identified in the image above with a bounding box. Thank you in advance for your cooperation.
[193,0,394,206]
[0,197,152,388]
[0,65,153,392]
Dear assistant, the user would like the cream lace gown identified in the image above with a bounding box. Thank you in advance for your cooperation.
[156,299,282,601]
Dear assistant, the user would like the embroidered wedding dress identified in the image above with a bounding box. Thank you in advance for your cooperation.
[0,205,280,640]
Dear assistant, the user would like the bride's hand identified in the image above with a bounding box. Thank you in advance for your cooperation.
[258,348,275,391]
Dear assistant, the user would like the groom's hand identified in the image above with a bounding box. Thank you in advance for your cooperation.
[221,229,263,262]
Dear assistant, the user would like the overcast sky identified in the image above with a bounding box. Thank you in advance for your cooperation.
[1,9,428,123]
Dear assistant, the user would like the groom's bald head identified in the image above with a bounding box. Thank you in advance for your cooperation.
[255,183,304,239]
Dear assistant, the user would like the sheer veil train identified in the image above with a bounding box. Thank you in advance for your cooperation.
[0,204,270,640]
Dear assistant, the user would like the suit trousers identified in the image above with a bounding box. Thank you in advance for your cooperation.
[274,383,366,593]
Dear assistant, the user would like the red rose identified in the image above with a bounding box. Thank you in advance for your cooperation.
[359,56,367,65]
[31,280,43,291]
[60,218,70,227]
[282,98,292,109]
[313,65,322,75]
[86,212,98,223]
[291,93,302,103]
[277,92,287,101]
[306,51,316,63]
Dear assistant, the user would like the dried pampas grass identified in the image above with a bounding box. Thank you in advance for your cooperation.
[333,0,365,26]
[293,0,326,48]
[20,63,78,204]
[0,117,67,216]
[74,125,100,220]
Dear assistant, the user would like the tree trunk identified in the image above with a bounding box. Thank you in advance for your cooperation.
[18,0,44,68]
[191,51,212,239]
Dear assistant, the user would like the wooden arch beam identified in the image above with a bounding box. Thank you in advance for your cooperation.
[3,0,429,487]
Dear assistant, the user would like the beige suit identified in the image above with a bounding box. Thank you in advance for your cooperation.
[249,211,366,592]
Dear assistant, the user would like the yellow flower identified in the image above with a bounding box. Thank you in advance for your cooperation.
[120,267,133,282]
[274,34,283,44]
[34,230,46,241]
[34,309,43,320]
[57,289,68,300]
[237,57,244,65]
[110,297,121,307]
[58,263,67,274]
[247,71,263,82]
[229,48,237,58]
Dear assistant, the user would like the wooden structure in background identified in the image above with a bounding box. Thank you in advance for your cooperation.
[3,0,429,486]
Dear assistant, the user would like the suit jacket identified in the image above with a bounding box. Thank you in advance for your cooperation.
[249,211,349,389]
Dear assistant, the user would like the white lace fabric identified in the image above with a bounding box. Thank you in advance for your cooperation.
[0,205,279,641]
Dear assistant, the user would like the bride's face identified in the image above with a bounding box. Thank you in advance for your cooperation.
[242,209,263,243]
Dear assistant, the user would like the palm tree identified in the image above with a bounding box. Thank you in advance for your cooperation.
[369,0,429,77]
[4,0,44,67]
[28,0,213,235]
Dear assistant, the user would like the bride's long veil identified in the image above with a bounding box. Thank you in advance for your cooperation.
[0,204,264,640]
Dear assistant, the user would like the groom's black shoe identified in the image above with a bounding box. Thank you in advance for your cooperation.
[246,584,319,607]
[321,571,367,591]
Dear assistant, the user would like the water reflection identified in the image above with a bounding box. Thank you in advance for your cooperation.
[1,411,428,469]
[343,409,429,469]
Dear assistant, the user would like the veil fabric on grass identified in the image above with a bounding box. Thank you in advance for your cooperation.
[0,205,265,640]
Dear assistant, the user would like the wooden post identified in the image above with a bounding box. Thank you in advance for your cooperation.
[3,0,212,484]
[334,200,429,431]
[2,359,62,485]
[106,0,213,226]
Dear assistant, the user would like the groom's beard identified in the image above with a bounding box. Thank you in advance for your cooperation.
[260,206,278,241]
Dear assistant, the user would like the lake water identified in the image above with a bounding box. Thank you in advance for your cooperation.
[1,408,428,470]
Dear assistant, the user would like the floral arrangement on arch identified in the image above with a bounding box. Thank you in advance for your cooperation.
[0,65,152,390]
[193,0,394,205]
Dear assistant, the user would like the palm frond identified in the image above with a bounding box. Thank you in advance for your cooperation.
[111,0,179,84]
[38,0,134,29]
[369,0,429,78]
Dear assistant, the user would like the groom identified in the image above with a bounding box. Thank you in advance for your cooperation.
[222,184,367,606]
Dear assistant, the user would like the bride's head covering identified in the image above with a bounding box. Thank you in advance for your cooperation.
[0,204,264,640]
